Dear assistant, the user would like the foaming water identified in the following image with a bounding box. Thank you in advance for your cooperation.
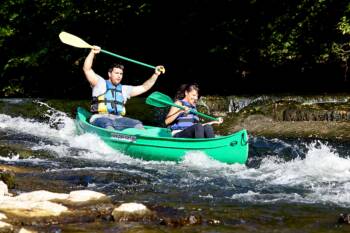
[1,105,350,207]
[261,142,350,185]
[0,111,136,163]
[0,154,49,164]
[0,113,72,142]
[230,141,350,206]
[181,151,246,170]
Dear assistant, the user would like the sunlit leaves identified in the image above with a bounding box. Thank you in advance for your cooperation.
[338,16,350,35]
[0,26,14,47]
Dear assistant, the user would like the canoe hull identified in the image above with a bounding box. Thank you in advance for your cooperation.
[75,107,249,164]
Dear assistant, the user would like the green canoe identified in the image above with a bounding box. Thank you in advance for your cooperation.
[75,107,249,164]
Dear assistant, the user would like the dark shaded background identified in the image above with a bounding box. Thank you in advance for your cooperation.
[0,0,349,98]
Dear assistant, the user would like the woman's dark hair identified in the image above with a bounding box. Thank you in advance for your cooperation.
[108,63,124,73]
[174,83,199,100]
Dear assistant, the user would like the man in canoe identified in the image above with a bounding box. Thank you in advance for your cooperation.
[165,83,223,138]
[83,45,165,130]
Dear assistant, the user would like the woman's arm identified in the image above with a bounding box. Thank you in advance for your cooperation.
[165,100,188,125]
[202,117,223,126]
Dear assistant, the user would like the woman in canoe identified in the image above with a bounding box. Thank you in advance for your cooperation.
[165,84,223,138]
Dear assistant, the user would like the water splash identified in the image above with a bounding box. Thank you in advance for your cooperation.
[230,141,350,206]
[1,102,350,207]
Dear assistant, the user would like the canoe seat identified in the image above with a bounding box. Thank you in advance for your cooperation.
[121,127,172,138]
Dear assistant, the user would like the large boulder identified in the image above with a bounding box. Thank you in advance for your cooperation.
[112,203,155,222]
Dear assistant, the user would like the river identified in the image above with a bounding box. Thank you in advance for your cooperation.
[0,98,349,232]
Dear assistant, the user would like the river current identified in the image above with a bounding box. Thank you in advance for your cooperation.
[0,98,349,232]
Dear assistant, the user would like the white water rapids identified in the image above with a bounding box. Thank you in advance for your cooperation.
[0,111,350,207]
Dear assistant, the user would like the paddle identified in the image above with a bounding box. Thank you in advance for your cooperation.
[146,91,219,121]
[59,31,163,71]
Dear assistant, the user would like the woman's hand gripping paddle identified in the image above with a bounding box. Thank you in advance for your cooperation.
[146,91,218,121]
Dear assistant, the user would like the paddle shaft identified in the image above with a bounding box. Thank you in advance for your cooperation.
[169,102,219,121]
[101,49,156,69]
[146,91,219,121]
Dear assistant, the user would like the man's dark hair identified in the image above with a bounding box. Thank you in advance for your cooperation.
[108,63,124,73]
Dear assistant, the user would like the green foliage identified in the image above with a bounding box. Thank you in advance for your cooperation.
[0,0,349,97]
[0,26,14,47]
[255,0,343,65]
[1,82,24,97]
[338,16,350,35]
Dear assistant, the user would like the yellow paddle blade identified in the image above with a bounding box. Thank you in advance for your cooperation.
[59,31,93,49]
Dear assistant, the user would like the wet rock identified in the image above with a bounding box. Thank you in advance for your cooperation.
[64,190,109,206]
[18,228,37,233]
[159,215,202,226]
[207,218,221,225]
[198,96,229,115]
[112,203,155,222]
[0,169,15,189]
[14,190,69,202]
[7,203,115,227]
[152,205,203,227]
[0,144,33,159]
[0,165,40,175]
[0,141,56,160]
[0,181,9,196]
[0,213,7,220]
[9,189,109,212]
[186,215,202,225]
[0,199,68,217]
[198,95,350,141]
[0,221,13,232]
[283,109,350,121]
[338,213,350,224]
[87,203,115,220]
[222,113,350,141]
[0,181,113,229]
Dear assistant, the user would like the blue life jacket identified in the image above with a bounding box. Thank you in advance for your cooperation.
[170,100,199,130]
[91,80,125,115]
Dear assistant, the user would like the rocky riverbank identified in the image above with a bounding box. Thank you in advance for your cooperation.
[0,165,217,232]
[199,94,350,141]
[2,95,350,141]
